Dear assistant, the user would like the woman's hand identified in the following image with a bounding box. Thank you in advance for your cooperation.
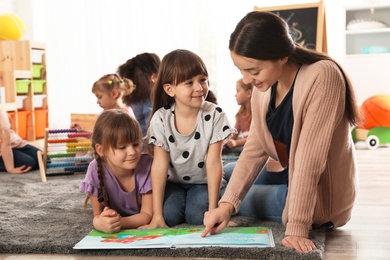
[93,207,122,233]
[282,235,317,252]
[201,202,233,237]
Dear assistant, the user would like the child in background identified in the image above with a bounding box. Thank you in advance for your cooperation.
[0,108,41,173]
[79,109,153,233]
[117,53,161,136]
[92,74,136,118]
[71,74,136,130]
[223,78,253,154]
[142,49,236,228]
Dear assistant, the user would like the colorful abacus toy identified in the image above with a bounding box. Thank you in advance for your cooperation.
[37,128,93,182]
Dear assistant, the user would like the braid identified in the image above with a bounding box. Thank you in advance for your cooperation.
[82,155,106,211]
[96,156,106,210]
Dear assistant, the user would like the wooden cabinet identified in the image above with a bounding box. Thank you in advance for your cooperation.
[344,3,390,105]
[0,40,48,141]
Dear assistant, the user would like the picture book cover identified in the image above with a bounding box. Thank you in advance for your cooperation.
[73,226,275,249]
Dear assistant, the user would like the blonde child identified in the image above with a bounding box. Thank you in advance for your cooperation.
[142,49,236,228]
[71,74,136,129]
[79,109,153,233]
[224,78,253,154]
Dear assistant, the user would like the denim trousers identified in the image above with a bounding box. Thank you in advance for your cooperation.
[163,181,226,226]
[0,144,40,172]
[222,161,288,223]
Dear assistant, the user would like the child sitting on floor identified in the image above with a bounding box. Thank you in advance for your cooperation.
[223,78,253,154]
[0,108,41,174]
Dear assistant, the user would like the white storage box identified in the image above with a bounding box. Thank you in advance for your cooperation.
[16,95,46,109]
[34,94,46,108]
[16,95,26,109]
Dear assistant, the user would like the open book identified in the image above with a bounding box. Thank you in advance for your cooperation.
[74,226,275,249]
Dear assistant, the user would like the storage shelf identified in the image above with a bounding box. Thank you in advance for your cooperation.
[344,4,390,105]
[346,52,390,58]
[0,102,17,111]
[14,70,32,79]
[345,3,390,11]
[0,40,48,141]
[30,41,46,50]
[346,27,390,35]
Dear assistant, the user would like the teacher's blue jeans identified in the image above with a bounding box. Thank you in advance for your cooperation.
[223,162,288,223]
[163,181,226,226]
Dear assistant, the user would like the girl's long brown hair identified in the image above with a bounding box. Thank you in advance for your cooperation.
[83,109,142,211]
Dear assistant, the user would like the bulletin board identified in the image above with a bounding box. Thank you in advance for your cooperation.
[254,1,327,53]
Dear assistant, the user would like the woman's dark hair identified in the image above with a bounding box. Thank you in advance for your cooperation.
[229,11,360,126]
[117,53,160,105]
[150,49,208,117]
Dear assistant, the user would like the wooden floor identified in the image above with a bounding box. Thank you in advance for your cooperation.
[1,142,389,260]
[324,144,390,260]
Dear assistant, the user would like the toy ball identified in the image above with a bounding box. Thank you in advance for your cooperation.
[358,94,390,130]
[0,13,26,40]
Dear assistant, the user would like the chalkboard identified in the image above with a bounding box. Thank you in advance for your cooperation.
[254,1,327,53]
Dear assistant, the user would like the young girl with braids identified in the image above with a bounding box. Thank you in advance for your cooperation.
[71,74,136,130]
[79,109,153,233]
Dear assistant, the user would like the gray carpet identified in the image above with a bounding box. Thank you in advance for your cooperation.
[0,171,325,259]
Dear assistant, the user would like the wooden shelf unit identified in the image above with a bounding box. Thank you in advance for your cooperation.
[0,40,48,141]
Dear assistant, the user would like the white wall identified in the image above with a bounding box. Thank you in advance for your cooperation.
[1,0,389,129]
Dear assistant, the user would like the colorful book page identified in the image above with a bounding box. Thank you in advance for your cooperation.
[172,227,275,248]
[73,226,274,249]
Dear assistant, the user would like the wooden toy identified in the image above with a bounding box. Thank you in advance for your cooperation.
[37,128,93,182]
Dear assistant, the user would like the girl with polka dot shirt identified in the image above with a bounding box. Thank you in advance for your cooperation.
[142,49,236,228]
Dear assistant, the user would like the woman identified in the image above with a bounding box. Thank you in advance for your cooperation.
[202,11,360,253]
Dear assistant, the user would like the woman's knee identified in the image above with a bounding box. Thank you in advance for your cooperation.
[223,162,237,182]
[238,184,287,222]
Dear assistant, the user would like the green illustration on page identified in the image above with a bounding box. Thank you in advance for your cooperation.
[73,226,275,249]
